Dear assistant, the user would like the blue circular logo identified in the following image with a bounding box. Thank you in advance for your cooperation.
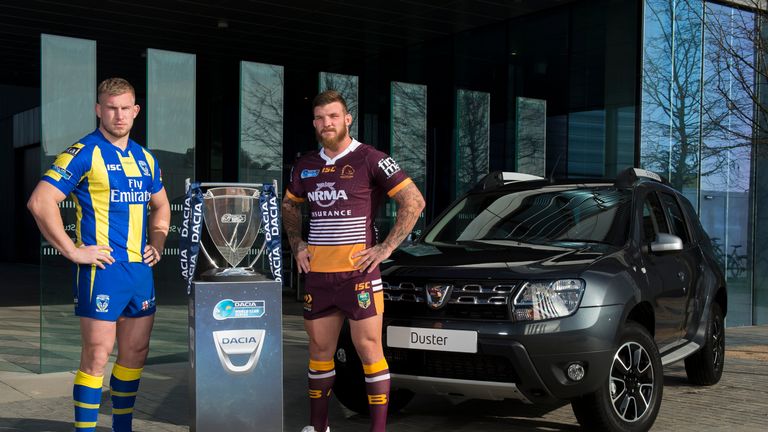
[213,299,236,320]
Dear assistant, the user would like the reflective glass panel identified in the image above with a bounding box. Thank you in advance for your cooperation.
[456,89,490,197]
[319,72,359,138]
[390,81,427,236]
[40,34,96,372]
[240,61,284,186]
[515,97,546,178]
[640,0,702,196]
[147,48,196,360]
[568,110,605,177]
[701,3,755,326]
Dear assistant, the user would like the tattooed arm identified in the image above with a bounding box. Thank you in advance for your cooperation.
[282,196,311,273]
[353,182,425,273]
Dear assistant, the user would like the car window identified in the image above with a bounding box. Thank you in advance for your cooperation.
[642,193,669,244]
[423,186,632,248]
[659,192,690,245]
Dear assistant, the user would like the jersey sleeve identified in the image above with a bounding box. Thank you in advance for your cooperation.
[142,148,164,194]
[41,143,91,196]
[368,149,413,197]
[285,163,306,203]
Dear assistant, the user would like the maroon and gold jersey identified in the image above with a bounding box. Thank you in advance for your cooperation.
[286,139,412,273]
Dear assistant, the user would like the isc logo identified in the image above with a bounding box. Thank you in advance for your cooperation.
[106,163,122,171]
[355,282,371,291]
[322,166,336,173]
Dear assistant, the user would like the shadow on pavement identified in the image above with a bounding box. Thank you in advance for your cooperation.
[0,419,111,431]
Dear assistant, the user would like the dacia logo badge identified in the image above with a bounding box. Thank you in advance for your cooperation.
[426,284,452,310]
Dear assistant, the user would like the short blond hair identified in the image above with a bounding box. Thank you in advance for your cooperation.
[97,78,135,102]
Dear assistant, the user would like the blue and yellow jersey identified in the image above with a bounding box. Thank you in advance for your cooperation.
[42,129,164,262]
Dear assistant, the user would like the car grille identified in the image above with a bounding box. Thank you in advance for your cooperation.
[385,347,519,383]
[383,280,519,320]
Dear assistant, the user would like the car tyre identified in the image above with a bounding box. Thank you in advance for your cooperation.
[333,340,415,415]
[571,323,663,432]
[684,302,725,385]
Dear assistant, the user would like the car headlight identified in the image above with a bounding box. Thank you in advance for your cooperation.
[512,279,585,321]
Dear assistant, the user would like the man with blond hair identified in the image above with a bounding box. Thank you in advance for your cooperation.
[28,77,170,432]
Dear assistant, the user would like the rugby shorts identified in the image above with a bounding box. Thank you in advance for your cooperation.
[303,270,384,320]
[73,261,156,321]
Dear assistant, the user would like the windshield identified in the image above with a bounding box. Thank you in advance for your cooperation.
[423,185,632,248]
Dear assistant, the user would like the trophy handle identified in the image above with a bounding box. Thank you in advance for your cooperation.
[198,240,219,268]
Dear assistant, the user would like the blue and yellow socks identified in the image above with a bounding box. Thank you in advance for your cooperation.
[73,369,104,431]
[110,363,143,432]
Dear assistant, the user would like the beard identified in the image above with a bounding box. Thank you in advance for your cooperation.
[316,125,348,152]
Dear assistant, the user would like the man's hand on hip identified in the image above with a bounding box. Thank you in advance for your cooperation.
[68,245,115,269]
[352,244,393,274]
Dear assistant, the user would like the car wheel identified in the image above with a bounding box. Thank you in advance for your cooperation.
[684,302,725,385]
[333,341,415,415]
[571,323,663,432]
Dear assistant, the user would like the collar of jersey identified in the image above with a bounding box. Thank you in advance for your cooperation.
[93,128,137,156]
[319,139,360,165]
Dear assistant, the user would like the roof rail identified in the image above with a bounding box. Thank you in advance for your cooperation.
[472,171,545,192]
[614,168,667,188]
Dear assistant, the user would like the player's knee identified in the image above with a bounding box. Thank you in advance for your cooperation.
[81,346,111,372]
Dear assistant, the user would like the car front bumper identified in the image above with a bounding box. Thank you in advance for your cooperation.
[382,304,624,403]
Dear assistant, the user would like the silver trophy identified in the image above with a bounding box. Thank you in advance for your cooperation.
[194,182,270,280]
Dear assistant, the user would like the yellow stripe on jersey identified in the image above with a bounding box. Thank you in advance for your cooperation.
[142,148,157,180]
[387,177,413,198]
[119,154,142,177]
[307,243,367,272]
[44,143,85,181]
[88,147,111,249]
[127,204,144,262]
[286,190,305,202]
[73,194,83,247]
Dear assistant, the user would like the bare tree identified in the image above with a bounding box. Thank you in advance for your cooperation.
[642,0,761,192]
[240,63,284,184]
[456,89,490,196]
[320,72,359,138]
[515,97,546,177]
[390,81,427,235]
[391,81,427,194]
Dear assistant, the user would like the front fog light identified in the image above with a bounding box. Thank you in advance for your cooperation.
[566,363,585,381]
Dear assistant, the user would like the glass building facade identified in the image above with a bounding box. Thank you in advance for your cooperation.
[0,0,765,372]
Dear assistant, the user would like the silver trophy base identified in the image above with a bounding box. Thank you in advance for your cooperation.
[200,267,271,282]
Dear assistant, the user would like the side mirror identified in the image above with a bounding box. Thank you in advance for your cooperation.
[650,233,683,253]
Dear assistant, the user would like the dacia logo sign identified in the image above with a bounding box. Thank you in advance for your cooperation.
[306,182,348,208]
[213,299,266,320]
[212,329,266,374]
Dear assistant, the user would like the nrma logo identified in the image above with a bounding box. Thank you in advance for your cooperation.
[306,182,348,208]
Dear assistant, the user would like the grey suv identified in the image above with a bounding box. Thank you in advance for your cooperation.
[332,168,727,432]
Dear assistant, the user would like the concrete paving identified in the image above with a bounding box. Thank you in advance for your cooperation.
[0,314,766,431]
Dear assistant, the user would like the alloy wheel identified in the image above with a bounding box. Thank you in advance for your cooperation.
[609,341,655,422]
